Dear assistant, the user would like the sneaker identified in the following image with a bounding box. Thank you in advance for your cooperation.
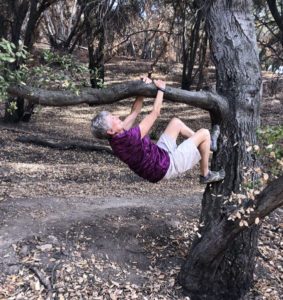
[210,125,220,152]
[200,169,225,184]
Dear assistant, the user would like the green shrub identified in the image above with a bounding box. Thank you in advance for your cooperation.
[0,39,102,110]
[257,125,283,179]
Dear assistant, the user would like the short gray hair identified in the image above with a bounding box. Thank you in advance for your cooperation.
[90,110,112,139]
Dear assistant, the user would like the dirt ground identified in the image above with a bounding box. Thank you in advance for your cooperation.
[0,58,282,299]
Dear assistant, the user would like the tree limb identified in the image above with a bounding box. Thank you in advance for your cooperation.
[7,81,228,114]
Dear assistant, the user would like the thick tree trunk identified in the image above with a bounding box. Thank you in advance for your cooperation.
[179,1,264,299]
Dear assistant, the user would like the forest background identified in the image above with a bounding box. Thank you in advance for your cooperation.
[0,0,282,300]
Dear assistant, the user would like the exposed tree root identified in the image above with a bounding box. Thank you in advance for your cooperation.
[16,135,113,154]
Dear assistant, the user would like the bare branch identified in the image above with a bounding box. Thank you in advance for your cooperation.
[7,81,228,114]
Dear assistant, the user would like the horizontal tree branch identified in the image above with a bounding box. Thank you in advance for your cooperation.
[7,81,229,114]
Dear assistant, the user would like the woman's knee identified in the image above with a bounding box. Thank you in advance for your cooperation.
[170,117,181,126]
[198,128,210,140]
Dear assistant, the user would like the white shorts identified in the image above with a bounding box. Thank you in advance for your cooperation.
[157,134,201,179]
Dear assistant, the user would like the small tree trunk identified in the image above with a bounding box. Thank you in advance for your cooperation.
[196,32,208,91]
[129,36,136,60]
[88,29,105,89]
[179,1,263,299]
[182,10,203,90]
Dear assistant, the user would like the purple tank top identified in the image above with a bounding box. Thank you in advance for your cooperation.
[109,126,170,183]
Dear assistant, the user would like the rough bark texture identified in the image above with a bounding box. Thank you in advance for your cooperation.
[178,1,265,299]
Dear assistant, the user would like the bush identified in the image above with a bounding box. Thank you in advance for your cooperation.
[257,125,283,179]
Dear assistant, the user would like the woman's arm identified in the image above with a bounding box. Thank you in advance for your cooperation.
[139,79,166,139]
[123,95,144,130]
[123,76,152,130]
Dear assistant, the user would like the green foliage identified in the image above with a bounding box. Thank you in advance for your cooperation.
[90,67,105,88]
[0,39,29,105]
[257,125,283,178]
[0,40,99,109]
[32,50,90,93]
[42,50,88,75]
[6,101,18,115]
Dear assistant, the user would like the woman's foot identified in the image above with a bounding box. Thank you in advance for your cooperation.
[200,169,225,184]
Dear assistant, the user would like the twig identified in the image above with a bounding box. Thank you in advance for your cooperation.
[28,265,53,300]
[51,260,62,287]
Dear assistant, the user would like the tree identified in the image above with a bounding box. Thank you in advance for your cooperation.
[254,0,283,71]
[266,0,283,40]
[178,0,281,298]
[82,0,141,88]
[7,0,283,298]
[1,0,58,123]
[43,0,86,51]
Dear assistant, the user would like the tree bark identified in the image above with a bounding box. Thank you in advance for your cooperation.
[179,1,266,299]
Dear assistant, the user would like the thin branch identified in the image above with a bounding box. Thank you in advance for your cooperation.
[107,29,172,53]
[27,265,53,300]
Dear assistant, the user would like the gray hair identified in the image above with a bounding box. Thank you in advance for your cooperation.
[90,110,112,139]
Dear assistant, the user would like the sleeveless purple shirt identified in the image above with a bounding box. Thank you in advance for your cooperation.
[109,126,170,183]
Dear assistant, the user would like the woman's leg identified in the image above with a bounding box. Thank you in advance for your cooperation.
[163,118,195,141]
[190,129,210,177]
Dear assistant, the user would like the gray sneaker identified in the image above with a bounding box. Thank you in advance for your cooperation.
[210,125,220,152]
[200,169,225,184]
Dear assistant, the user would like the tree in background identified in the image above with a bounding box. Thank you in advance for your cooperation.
[254,0,283,72]
[43,0,86,52]
[0,0,58,122]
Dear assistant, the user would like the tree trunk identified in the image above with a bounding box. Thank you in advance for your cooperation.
[182,10,203,90]
[3,0,29,123]
[267,0,283,44]
[196,32,208,91]
[87,27,105,89]
[179,1,264,299]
